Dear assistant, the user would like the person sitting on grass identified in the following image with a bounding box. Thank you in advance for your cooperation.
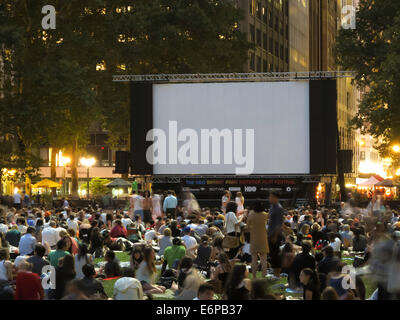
[299,268,320,300]
[78,264,108,299]
[162,237,186,274]
[103,250,121,278]
[136,246,166,295]
[15,260,44,300]
[113,267,144,300]
[193,282,215,300]
[48,238,70,268]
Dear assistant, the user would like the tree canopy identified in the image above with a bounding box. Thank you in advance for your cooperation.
[336,0,400,157]
[0,0,251,194]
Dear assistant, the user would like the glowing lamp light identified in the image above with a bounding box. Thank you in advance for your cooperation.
[80,157,96,167]
[393,145,400,153]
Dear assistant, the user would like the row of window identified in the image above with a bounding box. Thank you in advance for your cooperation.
[249,53,287,72]
[249,25,288,62]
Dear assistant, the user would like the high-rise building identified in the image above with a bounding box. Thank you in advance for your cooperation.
[238,0,289,72]
[289,0,309,72]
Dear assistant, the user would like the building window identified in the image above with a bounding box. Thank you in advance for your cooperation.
[256,2,262,19]
[263,33,268,51]
[257,56,261,72]
[275,41,279,56]
[269,38,273,54]
[249,0,253,15]
[263,7,267,23]
[250,24,255,42]
[360,151,366,161]
[263,59,268,72]
[250,53,255,71]
[256,29,261,46]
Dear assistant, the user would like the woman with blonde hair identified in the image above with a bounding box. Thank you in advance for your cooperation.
[235,192,245,215]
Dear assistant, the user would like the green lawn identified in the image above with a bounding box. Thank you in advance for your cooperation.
[95,252,377,299]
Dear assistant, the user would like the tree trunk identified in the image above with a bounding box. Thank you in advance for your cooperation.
[70,138,79,199]
[50,147,58,197]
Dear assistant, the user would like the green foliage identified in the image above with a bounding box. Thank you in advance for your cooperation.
[336,0,400,156]
[80,177,110,197]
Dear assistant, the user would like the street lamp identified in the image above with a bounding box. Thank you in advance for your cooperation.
[80,157,96,199]
[60,156,71,196]
[393,145,400,153]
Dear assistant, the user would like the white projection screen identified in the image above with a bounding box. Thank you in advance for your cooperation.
[150,81,310,175]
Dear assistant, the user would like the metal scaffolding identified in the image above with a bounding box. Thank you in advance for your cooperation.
[112,71,355,83]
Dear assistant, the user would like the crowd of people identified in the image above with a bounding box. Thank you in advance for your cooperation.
[0,188,399,300]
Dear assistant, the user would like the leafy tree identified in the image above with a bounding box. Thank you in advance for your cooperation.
[336,0,400,162]
[0,0,250,197]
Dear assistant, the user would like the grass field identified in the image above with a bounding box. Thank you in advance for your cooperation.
[95,252,377,299]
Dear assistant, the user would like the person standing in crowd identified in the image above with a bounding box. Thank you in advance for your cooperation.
[247,201,269,279]
[224,202,246,259]
[235,192,245,215]
[163,190,178,219]
[13,190,22,210]
[143,191,153,224]
[152,190,163,220]
[221,190,231,214]
[268,192,284,279]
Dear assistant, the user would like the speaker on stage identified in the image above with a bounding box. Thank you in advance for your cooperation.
[339,150,353,174]
[115,151,130,174]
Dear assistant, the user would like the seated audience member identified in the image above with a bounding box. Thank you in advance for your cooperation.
[113,267,144,300]
[288,240,316,288]
[193,282,215,300]
[0,248,13,281]
[162,238,186,273]
[15,260,44,300]
[300,268,321,300]
[27,244,49,275]
[18,226,37,256]
[48,239,70,267]
[110,220,127,238]
[317,245,340,275]
[79,264,108,299]
[103,250,121,278]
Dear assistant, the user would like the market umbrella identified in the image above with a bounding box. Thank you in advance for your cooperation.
[359,176,381,187]
[32,179,62,189]
[106,178,131,188]
[375,179,399,187]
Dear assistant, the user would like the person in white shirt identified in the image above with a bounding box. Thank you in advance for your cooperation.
[144,229,158,242]
[121,214,133,229]
[41,221,60,249]
[114,268,144,300]
[0,218,8,234]
[131,191,144,221]
[225,202,245,235]
[328,232,342,255]
[67,214,79,233]
[181,227,197,259]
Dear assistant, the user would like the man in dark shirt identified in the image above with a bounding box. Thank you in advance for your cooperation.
[27,244,50,275]
[317,246,340,275]
[79,264,107,299]
[268,192,284,278]
[289,240,316,288]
